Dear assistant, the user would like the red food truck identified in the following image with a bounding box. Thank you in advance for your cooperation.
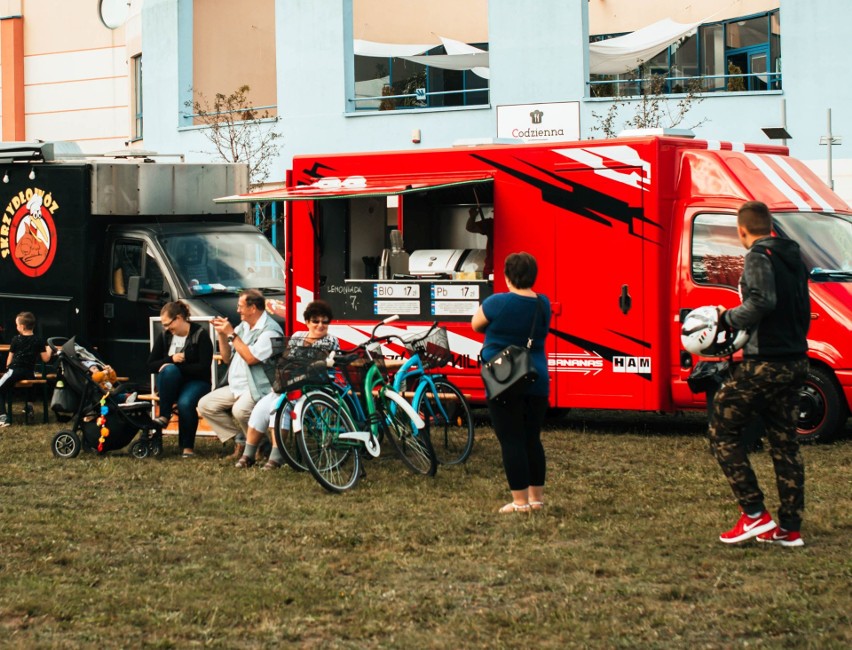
[217,134,852,441]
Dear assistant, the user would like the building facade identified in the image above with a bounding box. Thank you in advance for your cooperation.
[1,0,850,199]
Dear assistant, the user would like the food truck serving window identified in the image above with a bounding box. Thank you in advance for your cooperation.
[215,173,495,322]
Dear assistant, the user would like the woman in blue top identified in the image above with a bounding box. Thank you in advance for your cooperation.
[472,252,551,514]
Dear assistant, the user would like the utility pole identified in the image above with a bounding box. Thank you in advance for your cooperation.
[819,108,842,190]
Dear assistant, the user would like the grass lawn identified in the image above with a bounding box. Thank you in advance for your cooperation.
[1,408,850,649]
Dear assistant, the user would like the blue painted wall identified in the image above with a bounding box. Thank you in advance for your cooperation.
[140,0,852,197]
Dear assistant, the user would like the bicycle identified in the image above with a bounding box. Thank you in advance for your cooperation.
[267,342,335,473]
[295,315,437,493]
[395,323,474,465]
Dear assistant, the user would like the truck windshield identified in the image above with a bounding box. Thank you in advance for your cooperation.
[773,212,852,281]
[162,232,285,294]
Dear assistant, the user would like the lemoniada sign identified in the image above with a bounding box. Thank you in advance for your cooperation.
[497,102,580,142]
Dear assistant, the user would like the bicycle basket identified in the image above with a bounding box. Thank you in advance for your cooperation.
[336,346,385,394]
[404,327,452,370]
[271,341,331,393]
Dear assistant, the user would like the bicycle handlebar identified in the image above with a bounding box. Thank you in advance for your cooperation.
[333,317,441,361]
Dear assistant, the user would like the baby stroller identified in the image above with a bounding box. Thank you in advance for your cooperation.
[48,337,163,459]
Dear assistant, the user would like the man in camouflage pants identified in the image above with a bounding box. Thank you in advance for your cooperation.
[708,200,810,547]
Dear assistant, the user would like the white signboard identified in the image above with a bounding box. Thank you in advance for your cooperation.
[497,101,580,142]
[431,284,480,300]
[432,301,480,316]
[374,300,420,315]
[374,283,420,299]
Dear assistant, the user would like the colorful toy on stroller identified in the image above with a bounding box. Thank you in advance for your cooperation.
[48,337,163,459]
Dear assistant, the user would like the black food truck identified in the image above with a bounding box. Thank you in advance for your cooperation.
[0,142,285,382]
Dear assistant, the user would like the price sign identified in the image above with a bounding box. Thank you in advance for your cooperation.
[374,300,420,315]
[431,284,480,300]
[374,284,420,298]
[432,301,480,316]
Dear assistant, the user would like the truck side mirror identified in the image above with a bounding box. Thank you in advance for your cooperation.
[127,276,141,302]
[126,276,167,305]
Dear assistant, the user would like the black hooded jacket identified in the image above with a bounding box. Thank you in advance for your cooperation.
[724,236,810,361]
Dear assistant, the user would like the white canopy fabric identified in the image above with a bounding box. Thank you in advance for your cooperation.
[439,36,490,80]
[354,37,490,79]
[589,18,701,75]
[353,39,433,58]
[400,52,490,72]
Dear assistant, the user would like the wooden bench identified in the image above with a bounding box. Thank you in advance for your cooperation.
[4,373,56,425]
[136,392,218,438]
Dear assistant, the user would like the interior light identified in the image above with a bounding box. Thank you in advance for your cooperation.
[2,171,8,184]
[28,168,36,180]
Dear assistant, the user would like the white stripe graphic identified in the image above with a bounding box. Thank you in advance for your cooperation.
[768,155,834,212]
[744,152,811,211]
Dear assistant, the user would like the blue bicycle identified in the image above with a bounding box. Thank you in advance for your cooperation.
[395,323,474,465]
[293,316,436,492]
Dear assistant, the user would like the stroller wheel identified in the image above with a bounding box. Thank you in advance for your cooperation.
[52,431,82,459]
[150,441,163,457]
[130,440,150,459]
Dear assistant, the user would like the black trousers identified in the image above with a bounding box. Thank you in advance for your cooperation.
[487,394,548,491]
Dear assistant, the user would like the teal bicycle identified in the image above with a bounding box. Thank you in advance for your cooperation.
[395,323,474,465]
[294,316,437,493]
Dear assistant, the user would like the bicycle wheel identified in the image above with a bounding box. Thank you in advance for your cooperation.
[416,378,474,465]
[381,390,437,476]
[272,395,308,472]
[297,391,362,493]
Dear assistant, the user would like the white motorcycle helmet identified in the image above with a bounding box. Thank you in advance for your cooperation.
[681,306,749,358]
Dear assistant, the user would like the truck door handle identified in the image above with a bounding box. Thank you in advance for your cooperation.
[550,301,562,316]
[619,284,632,315]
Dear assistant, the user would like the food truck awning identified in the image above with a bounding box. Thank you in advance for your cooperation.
[214,172,494,203]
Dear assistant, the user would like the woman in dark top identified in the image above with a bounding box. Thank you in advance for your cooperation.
[472,252,551,513]
[147,301,214,457]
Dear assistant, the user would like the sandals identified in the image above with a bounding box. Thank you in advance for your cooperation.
[234,455,255,468]
[530,501,544,511]
[498,502,531,514]
[261,459,281,471]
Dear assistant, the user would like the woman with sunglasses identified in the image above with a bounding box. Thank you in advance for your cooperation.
[147,300,214,457]
[235,300,339,469]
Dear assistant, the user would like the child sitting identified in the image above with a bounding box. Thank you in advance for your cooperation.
[0,312,51,427]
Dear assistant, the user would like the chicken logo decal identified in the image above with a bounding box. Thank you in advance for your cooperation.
[1,188,59,277]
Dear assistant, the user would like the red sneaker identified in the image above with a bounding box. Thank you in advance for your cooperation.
[719,510,776,544]
[757,527,804,547]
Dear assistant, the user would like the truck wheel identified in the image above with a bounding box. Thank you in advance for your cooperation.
[797,366,845,443]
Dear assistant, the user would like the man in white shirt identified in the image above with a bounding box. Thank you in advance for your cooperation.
[198,289,283,457]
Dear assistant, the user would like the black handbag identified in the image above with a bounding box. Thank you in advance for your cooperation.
[480,297,544,402]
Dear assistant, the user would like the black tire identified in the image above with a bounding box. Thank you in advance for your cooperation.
[130,440,150,458]
[797,365,846,443]
[381,393,438,476]
[52,430,81,459]
[272,395,308,472]
[297,391,361,493]
[414,378,474,465]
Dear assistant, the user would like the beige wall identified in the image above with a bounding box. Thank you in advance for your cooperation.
[193,0,276,116]
[588,0,780,35]
[353,0,488,44]
[0,0,131,151]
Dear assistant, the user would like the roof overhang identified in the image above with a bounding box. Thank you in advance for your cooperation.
[214,171,494,204]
